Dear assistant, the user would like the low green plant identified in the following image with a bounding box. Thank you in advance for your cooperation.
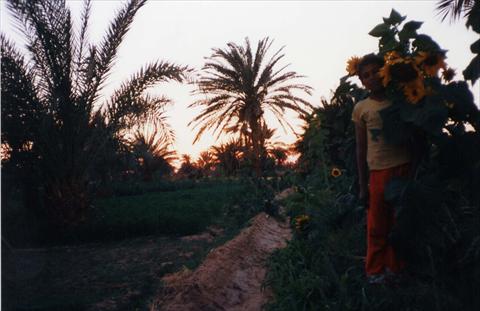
[3,179,259,247]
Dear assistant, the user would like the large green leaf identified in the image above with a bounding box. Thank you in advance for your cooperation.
[379,103,414,145]
[470,38,480,54]
[415,96,449,136]
[379,35,400,53]
[463,54,480,84]
[402,20,423,32]
[383,9,406,25]
[412,34,442,52]
[368,23,390,37]
[398,21,423,43]
[441,81,479,122]
[466,1,480,33]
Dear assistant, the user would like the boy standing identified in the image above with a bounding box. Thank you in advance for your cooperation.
[351,54,412,284]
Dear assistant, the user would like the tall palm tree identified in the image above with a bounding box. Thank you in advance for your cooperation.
[189,37,313,176]
[1,0,189,225]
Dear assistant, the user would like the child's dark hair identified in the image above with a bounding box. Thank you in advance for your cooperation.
[357,53,384,77]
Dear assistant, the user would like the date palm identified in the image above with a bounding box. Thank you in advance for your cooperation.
[129,120,177,181]
[211,139,243,177]
[1,0,189,225]
[263,128,290,168]
[177,154,199,179]
[189,37,313,176]
[196,150,216,177]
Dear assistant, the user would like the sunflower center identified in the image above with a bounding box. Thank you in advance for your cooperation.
[390,63,418,83]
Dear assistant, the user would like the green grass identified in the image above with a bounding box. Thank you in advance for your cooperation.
[265,184,480,311]
[62,180,250,244]
[3,179,263,247]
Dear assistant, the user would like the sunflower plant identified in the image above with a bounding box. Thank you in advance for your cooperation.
[348,9,479,146]
[343,10,480,305]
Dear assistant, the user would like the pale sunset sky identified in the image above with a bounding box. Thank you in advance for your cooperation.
[1,0,479,161]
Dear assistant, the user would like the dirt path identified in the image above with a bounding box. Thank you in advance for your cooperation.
[151,212,292,311]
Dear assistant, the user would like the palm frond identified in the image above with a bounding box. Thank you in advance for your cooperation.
[436,0,475,21]
[72,0,91,95]
[104,61,188,132]
[6,0,73,109]
[88,0,147,104]
[1,34,43,149]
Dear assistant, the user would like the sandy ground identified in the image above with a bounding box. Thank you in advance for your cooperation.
[151,212,292,311]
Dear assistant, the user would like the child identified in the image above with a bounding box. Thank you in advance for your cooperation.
[351,54,412,284]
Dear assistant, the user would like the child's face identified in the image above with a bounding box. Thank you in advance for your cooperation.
[359,63,384,93]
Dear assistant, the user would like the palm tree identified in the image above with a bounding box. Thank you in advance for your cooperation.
[211,139,243,176]
[436,0,475,21]
[264,134,290,168]
[196,150,216,177]
[1,0,189,225]
[189,37,313,176]
[129,121,177,181]
[177,154,199,179]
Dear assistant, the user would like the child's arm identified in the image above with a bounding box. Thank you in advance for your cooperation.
[355,123,368,204]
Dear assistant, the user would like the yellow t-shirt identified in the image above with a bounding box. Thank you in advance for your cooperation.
[351,97,411,170]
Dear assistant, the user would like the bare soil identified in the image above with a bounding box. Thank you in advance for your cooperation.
[151,212,292,311]
[2,234,219,311]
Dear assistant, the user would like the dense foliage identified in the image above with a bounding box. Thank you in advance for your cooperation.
[267,9,480,311]
[1,0,189,226]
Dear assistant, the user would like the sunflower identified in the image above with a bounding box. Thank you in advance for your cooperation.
[384,51,403,65]
[415,51,447,77]
[442,67,456,82]
[390,60,421,83]
[379,52,402,86]
[378,64,392,87]
[331,167,342,178]
[414,51,429,65]
[346,56,362,76]
[295,214,311,231]
[380,55,420,86]
[403,78,426,104]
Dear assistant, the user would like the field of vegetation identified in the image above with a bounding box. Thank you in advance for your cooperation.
[1,0,479,310]
[3,179,271,310]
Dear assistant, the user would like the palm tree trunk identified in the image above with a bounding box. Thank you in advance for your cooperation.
[44,177,89,227]
[250,120,264,178]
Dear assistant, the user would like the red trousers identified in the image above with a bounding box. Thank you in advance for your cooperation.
[366,163,410,276]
